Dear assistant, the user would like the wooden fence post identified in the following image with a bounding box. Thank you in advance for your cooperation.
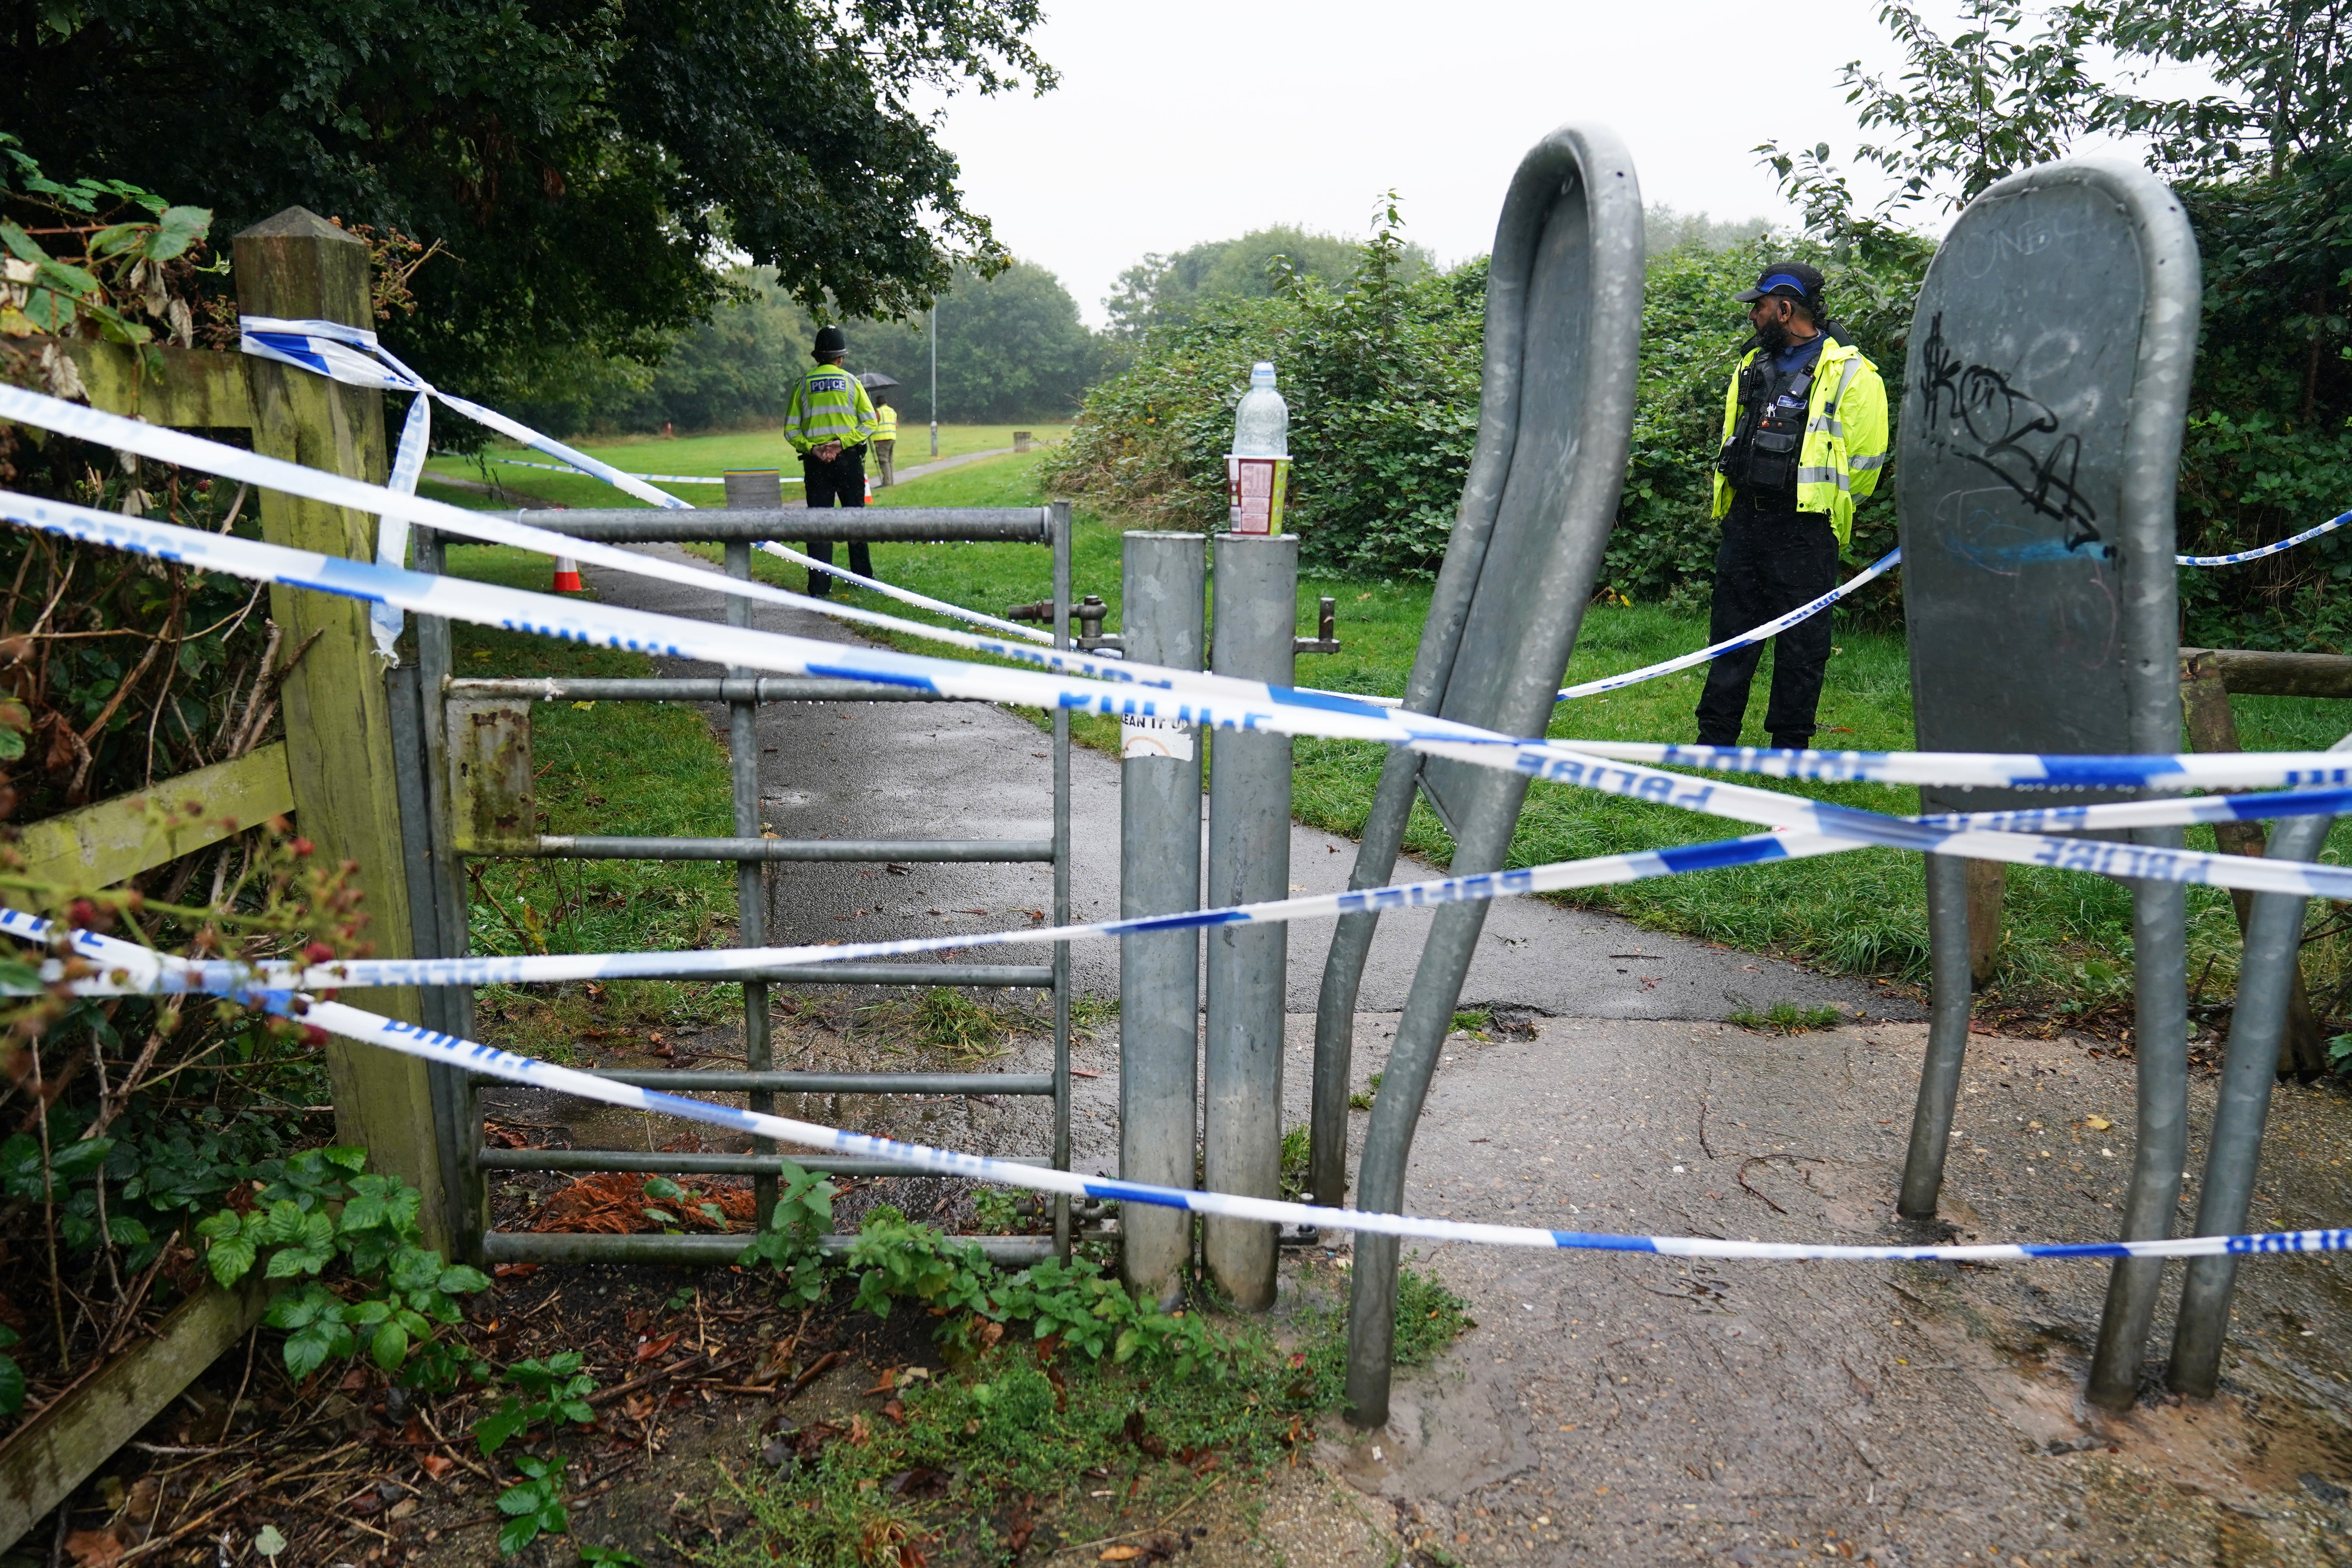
[233,208,451,1248]
[2180,651,2329,1074]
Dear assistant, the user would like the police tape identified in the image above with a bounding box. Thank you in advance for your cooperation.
[1541,739,2352,792]
[27,782,2352,1000]
[0,831,1848,995]
[9,913,2345,1266]
[0,383,1383,703]
[752,541,1054,645]
[20,479,2352,916]
[485,458,747,486]
[0,381,1149,680]
[21,375,2352,804]
[240,317,696,658]
[1546,506,2352,706]
[1556,549,1904,703]
[2176,509,2352,567]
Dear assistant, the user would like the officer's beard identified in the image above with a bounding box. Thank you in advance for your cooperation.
[1753,307,1794,352]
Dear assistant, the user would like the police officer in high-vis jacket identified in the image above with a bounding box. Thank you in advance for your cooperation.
[784,326,881,597]
[1694,262,1889,751]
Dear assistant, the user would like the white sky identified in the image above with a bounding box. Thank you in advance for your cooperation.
[926,0,1918,326]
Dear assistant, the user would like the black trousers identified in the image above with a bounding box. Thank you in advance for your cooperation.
[801,444,873,597]
[1693,497,1840,749]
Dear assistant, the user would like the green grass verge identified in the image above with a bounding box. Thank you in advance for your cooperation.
[421,424,1071,511]
[435,446,2352,1013]
[693,1256,1466,1567]
[432,542,741,1058]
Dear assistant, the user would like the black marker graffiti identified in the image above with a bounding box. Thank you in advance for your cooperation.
[1917,313,2102,550]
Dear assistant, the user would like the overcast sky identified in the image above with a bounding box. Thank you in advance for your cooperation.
[923,0,1928,326]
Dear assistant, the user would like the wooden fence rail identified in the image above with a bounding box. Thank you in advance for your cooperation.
[0,206,445,1552]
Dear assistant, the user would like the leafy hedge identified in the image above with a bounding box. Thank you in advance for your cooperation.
[1041,210,1485,579]
[1043,214,1929,612]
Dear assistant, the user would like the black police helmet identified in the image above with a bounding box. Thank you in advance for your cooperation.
[813,325,848,356]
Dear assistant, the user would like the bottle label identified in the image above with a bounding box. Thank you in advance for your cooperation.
[1226,455,1289,535]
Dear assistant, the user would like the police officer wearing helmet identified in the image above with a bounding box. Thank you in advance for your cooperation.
[1694,262,1889,751]
[784,325,882,597]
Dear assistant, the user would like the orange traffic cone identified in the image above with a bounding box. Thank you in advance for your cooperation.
[864,471,874,503]
[552,556,584,592]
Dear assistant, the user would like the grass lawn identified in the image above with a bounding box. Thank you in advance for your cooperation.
[427,539,745,1057]
[425,443,2352,1017]
[420,423,1070,512]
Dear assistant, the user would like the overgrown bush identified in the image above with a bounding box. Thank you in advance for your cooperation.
[1044,201,1928,610]
[1043,199,1486,579]
[2169,170,2352,652]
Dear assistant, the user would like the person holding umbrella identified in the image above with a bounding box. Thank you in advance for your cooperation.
[783,326,880,596]
[864,372,901,487]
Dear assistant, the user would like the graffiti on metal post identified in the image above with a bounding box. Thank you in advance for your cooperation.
[1916,312,2103,552]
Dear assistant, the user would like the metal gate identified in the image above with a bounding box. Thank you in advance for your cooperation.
[389,501,1076,1268]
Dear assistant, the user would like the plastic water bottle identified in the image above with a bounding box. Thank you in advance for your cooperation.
[1227,363,1290,534]
[1232,362,1288,457]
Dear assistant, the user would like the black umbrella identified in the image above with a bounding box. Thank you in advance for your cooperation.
[857,371,900,390]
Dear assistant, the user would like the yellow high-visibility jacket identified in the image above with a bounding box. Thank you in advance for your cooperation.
[1711,334,1889,549]
[875,403,899,442]
[784,363,880,455]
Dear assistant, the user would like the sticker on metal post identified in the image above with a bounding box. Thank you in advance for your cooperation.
[1120,716,1196,761]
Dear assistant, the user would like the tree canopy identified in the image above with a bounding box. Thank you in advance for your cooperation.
[849,261,1102,424]
[0,0,1053,403]
[1763,0,2352,650]
[1102,223,1434,341]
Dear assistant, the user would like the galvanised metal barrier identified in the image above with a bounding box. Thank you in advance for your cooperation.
[1890,158,2201,1410]
[397,500,1076,1268]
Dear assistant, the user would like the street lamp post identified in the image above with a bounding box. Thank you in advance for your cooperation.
[928,302,940,459]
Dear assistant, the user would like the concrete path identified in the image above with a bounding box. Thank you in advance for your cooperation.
[510,544,2352,1565]
[582,544,1917,1025]
[1314,1014,2352,1566]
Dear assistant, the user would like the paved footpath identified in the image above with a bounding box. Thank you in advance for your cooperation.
[584,544,1911,1025]
[572,548,2352,1566]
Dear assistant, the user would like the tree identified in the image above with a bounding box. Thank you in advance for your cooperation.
[0,0,1053,405]
[848,261,1103,424]
[1046,204,1485,577]
[1102,224,1434,341]
[1768,0,2352,650]
[1644,205,1771,257]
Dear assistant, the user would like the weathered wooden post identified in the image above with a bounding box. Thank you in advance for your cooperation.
[234,207,450,1250]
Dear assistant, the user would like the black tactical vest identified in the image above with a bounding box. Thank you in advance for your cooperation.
[1717,352,1814,497]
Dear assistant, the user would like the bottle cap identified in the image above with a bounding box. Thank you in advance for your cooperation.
[1250,362,1278,389]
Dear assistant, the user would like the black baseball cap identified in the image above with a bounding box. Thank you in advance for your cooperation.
[1734,261,1824,304]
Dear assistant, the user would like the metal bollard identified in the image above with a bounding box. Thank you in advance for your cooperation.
[2086,859,2190,1408]
[1202,534,1297,1309]
[1899,853,1974,1217]
[1118,533,1207,1308]
[2169,742,2351,1395]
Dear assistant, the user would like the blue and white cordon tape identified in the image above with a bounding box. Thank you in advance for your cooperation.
[2175,509,2352,567]
[751,541,1054,645]
[486,457,744,486]
[18,445,2352,915]
[8,368,2352,1269]
[240,316,691,659]
[236,315,2350,705]
[17,379,2352,799]
[12,914,2345,1266]
[1555,548,1904,703]
[33,777,2352,1002]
